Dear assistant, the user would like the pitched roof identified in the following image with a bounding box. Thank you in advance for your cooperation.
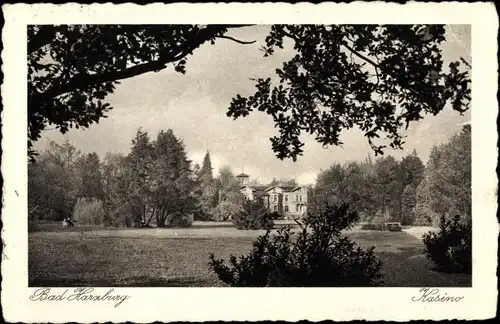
[253,191,269,197]
[236,173,249,178]
[248,185,269,192]
[265,185,300,192]
[243,184,305,193]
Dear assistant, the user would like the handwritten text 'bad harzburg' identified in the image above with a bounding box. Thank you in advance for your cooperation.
[29,288,130,307]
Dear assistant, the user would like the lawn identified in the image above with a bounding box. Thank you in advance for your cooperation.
[28,224,472,287]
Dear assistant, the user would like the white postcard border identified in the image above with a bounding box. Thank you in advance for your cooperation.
[1,2,498,322]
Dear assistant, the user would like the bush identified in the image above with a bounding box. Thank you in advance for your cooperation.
[422,214,472,274]
[212,200,243,222]
[72,198,106,226]
[414,214,433,226]
[360,223,384,231]
[270,211,282,220]
[232,199,274,230]
[104,203,135,227]
[209,203,383,287]
[165,212,194,228]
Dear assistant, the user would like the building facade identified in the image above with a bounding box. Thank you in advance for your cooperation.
[237,172,308,219]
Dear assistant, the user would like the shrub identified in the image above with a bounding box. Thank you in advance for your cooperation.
[212,200,243,222]
[209,203,383,287]
[232,199,274,230]
[165,212,194,228]
[104,203,135,227]
[270,211,282,220]
[360,223,384,231]
[414,214,433,226]
[422,214,472,274]
[72,198,106,226]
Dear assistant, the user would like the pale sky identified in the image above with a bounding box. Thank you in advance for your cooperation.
[36,25,471,185]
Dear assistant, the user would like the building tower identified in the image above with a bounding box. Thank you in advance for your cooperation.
[236,166,249,187]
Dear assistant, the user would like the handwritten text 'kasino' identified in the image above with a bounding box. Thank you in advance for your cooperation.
[412,288,464,303]
[29,288,131,307]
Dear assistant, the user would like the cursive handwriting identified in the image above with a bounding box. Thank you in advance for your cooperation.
[412,288,464,303]
[29,288,131,307]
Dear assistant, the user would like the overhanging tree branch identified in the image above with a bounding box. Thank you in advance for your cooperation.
[34,27,225,104]
[216,35,256,45]
[33,24,257,106]
[341,40,380,87]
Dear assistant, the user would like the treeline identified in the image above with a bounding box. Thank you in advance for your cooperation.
[28,128,248,227]
[310,125,471,225]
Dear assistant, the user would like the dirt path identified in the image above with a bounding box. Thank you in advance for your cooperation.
[403,226,437,240]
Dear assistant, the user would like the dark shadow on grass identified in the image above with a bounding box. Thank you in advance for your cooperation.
[375,250,472,287]
[29,275,214,287]
[189,223,235,229]
[119,276,214,287]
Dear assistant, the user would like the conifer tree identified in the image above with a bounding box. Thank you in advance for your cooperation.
[401,184,417,225]
[150,129,196,227]
[400,150,425,189]
[196,151,218,219]
[77,152,105,200]
[127,129,154,226]
[199,151,214,184]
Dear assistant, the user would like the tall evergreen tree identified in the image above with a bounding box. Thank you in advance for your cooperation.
[150,129,196,227]
[372,156,403,222]
[415,176,434,225]
[77,152,105,200]
[196,151,218,219]
[199,151,214,184]
[400,150,425,189]
[401,184,417,225]
[127,129,154,226]
[426,125,471,223]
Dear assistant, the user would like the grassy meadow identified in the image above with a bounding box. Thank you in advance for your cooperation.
[28,222,472,287]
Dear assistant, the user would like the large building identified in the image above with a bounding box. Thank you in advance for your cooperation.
[236,172,308,219]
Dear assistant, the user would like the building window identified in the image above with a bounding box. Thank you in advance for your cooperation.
[299,195,302,202]
[296,204,299,212]
[274,205,277,212]
[296,195,299,202]
[284,205,289,212]
[274,195,278,202]
[285,195,288,202]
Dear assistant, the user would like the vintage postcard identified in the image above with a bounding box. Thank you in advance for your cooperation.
[1,2,498,322]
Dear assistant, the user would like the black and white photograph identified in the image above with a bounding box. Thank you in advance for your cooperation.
[2,3,498,322]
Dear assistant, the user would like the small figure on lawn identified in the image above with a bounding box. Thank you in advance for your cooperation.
[62,218,74,228]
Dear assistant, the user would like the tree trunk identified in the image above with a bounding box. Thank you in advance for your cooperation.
[146,208,156,226]
[160,208,168,227]
[156,207,167,227]
[155,208,162,227]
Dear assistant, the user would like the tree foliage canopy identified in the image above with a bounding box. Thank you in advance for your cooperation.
[28,24,470,161]
[227,25,470,160]
[310,125,470,226]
